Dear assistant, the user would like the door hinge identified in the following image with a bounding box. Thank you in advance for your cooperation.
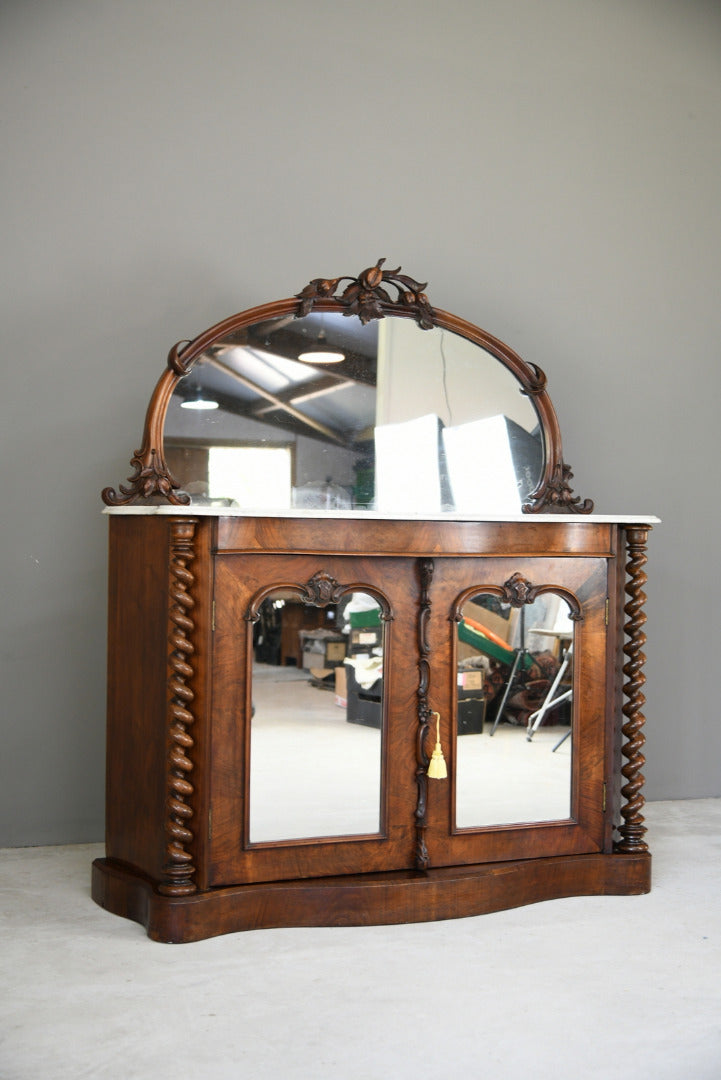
[602,782,607,812]
[605,597,609,626]
[212,600,216,632]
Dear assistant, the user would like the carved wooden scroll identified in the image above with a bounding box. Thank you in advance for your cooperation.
[615,526,650,854]
[297,257,435,329]
[102,447,188,506]
[522,462,594,515]
[159,518,198,896]
[414,558,434,869]
[474,571,583,621]
[246,571,392,623]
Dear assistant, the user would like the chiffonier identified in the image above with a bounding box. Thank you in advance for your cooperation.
[92,261,656,941]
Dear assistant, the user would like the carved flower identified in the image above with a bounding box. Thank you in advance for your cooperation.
[304,571,341,607]
[503,572,534,606]
[294,259,435,329]
[341,283,390,324]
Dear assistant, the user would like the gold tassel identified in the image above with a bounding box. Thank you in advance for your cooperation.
[427,711,447,780]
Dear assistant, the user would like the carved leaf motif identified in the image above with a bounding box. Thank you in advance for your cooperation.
[102,448,189,507]
[502,572,535,607]
[523,461,594,514]
[295,258,435,330]
[297,277,342,318]
[302,571,343,607]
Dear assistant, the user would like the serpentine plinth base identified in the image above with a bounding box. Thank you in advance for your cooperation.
[92,853,651,944]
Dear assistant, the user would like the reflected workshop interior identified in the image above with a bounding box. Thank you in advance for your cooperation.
[249,583,575,844]
[163,311,543,515]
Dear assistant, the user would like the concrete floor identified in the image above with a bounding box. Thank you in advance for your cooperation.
[1,799,720,1080]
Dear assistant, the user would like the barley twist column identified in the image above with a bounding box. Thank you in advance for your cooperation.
[159,518,198,896]
[615,525,650,854]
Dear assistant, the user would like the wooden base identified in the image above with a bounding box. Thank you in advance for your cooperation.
[92,854,652,943]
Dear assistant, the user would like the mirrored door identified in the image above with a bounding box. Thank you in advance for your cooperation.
[248,585,386,844]
[208,553,419,887]
[455,587,577,830]
[423,556,610,868]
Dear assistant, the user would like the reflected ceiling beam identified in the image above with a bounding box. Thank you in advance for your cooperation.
[242,326,378,388]
[206,356,350,447]
[175,386,345,447]
[250,372,354,419]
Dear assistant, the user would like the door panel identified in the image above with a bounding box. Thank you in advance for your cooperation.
[424,557,609,867]
[208,553,418,886]
[208,551,610,886]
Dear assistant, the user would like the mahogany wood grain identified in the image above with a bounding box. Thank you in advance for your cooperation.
[208,553,419,886]
[216,518,613,558]
[424,556,608,868]
[105,516,214,888]
[96,264,653,942]
[92,851,651,943]
[105,516,172,879]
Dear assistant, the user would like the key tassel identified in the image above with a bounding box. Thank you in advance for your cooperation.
[427,711,447,780]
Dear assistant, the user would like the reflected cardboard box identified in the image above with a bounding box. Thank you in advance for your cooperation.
[300,630,346,671]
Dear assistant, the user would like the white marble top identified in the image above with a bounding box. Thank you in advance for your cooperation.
[103,505,660,525]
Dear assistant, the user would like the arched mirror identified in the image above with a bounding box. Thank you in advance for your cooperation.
[162,313,544,514]
[246,576,390,845]
[103,260,592,515]
[455,588,578,829]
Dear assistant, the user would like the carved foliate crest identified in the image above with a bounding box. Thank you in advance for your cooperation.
[502,572,535,606]
[296,258,435,329]
[300,571,344,607]
[494,573,583,621]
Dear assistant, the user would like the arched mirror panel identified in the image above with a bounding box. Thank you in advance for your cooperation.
[102,261,593,516]
[163,313,544,515]
[246,580,389,845]
[454,583,580,830]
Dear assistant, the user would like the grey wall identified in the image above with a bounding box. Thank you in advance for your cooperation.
[2,0,719,846]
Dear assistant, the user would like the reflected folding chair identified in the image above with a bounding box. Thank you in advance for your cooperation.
[526,641,573,746]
